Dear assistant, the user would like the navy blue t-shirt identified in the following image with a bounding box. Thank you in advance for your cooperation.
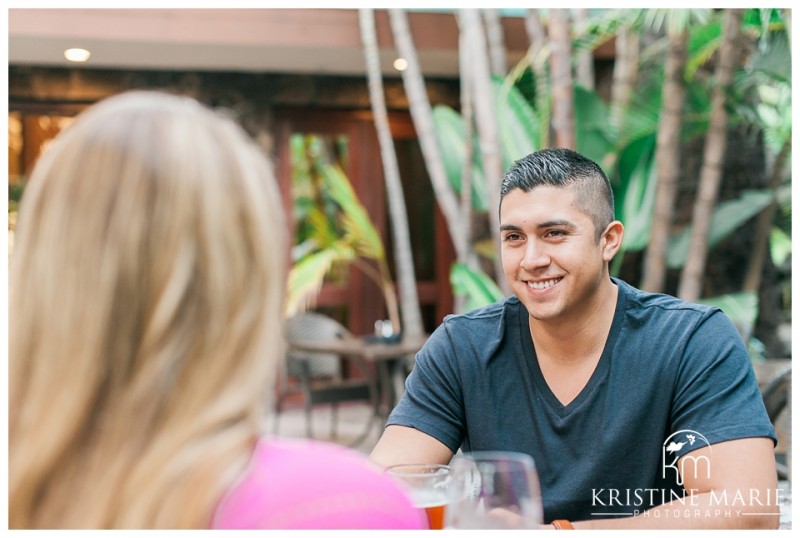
[387,278,776,522]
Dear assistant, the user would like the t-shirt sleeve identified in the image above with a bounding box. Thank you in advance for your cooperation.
[669,309,777,456]
[386,321,466,453]
[211,437,427,529]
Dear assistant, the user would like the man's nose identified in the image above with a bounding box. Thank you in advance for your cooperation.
[520,240,550,271]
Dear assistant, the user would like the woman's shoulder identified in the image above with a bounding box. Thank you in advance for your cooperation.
[212,436,427,530]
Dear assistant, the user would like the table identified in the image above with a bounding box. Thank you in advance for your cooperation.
[287,333,428,421]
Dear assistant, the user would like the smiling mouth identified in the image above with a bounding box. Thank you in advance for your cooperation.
[526,277,562,291]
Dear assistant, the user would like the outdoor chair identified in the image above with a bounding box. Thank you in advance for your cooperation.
[275,312,381,447]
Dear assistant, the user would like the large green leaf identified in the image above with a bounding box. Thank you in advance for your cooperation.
[770,226,791,266]
[494,77,540,169]
[432,105,471,192]
[667,189,775,268]
[450,262,504,312]
[574,85,614,164]
[286,244,355,315]
[619,147,658,253]
[431,77,541,213]
[431,104,489,212]
[614,134,657,233]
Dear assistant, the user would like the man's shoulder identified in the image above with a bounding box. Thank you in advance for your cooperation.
[429,296,519,349]
[615,278,718,317]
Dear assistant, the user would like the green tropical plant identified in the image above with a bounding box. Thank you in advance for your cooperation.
[431,105,489,212]
[770,227,791,267]
[450,262,504,312]
[286,163,400,330]
[496,74,541,170]
[431,76,542,213]
[666,189,778,269]
[430,8,790,315]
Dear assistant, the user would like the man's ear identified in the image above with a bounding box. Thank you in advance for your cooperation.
[601,221,624,262]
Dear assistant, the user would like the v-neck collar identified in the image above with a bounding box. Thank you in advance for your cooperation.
[516,279,628,417]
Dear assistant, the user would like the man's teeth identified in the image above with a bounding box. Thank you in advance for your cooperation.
[528,278,560,290]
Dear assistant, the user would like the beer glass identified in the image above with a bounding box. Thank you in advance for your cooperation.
[385,463,453,529]
[445,451,543,529]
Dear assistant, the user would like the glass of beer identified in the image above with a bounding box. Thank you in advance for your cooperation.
[385,463,453,530]
[444,451,543,529]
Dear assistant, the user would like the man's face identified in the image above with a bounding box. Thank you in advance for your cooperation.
[499,185,614,323]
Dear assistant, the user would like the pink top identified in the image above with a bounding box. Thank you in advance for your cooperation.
[212,436,426,529]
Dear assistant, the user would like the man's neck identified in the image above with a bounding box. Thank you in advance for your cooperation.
[529,278,619,365]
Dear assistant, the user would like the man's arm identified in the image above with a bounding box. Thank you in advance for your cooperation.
[573,437,780,529]
[369,425,454,468]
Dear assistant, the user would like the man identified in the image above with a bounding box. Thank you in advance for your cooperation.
[370,148,779,529]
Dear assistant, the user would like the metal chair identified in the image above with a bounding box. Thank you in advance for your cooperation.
[276,312,380,446]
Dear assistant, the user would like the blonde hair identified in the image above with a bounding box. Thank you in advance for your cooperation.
[9,91,287,528]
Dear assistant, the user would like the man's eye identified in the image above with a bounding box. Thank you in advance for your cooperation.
[545,229,566,238]
[504,233,522,241]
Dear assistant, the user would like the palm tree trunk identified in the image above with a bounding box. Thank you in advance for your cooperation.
[609,25,640,135]
[678,9,744,301]
[455,21,477,313]
[742,139,791,293]
[784,9,791,50]
[388,9,475,267]
[524,9,550,148]
[573,8,595,90]
[458,25,475,245]
[641,28,688,293]
[603,18,640,172]
[459,9,508,294]
[359,9,424,337]
[548,9,576,149]
[482,9,507,77]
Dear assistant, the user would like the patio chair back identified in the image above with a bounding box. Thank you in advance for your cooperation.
[276,312,379,446]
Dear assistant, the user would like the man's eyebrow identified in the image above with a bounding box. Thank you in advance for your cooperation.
[499,220,576,232]
[537,219,575,229]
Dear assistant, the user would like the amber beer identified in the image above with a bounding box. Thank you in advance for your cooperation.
[385,463,453,530]
[420,502,446,530]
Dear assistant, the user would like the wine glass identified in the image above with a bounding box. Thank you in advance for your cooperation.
[444,451,543,529]
[385,463,453,530]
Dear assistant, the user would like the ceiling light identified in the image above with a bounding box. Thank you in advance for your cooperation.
[64,48,91,63]
[393,58,408,71]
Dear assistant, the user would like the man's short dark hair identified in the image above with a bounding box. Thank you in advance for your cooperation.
[500,148,615,240]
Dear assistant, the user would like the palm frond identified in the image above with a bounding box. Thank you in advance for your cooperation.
[686,21,722,79]
[321,164,385,259]
[667,190,776,269]
[450,262,504,312]
[286,244,355,315]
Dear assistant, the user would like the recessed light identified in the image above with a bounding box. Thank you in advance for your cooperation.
[393,58,408,71]
[64,48,91,63]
